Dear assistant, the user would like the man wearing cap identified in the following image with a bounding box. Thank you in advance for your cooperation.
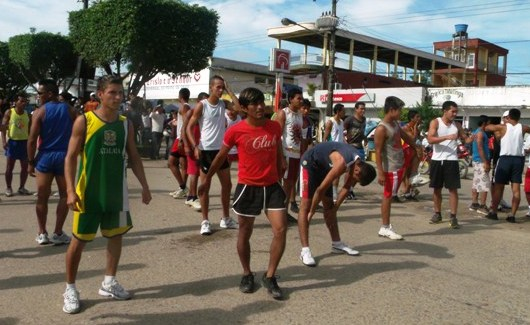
[84,92,99,113]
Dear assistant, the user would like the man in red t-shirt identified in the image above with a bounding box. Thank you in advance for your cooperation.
[199,87,287,300]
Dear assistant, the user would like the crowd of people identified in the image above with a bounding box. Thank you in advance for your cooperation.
[2,75,530,314]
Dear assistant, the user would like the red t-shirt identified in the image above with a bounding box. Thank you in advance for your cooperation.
[223,119,282,186]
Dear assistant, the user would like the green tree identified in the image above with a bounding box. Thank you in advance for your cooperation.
[8,32,77,87]
[69,0,218,96]
[0,41,28,100]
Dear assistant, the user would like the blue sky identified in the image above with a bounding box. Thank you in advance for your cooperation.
[2,0,530,85]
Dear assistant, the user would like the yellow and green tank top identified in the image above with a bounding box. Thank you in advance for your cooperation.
[76,111,129,213]
[7,108,30,140]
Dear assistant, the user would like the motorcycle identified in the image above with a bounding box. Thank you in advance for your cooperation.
[418,144,469,179]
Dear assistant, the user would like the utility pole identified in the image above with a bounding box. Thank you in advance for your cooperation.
[316,0,338,116]
[76,0,89,100]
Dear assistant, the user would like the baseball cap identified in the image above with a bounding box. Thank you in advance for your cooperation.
[502,110,509,117]
[90,92,96,97]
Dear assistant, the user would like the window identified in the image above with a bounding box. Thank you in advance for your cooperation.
[466,53,475,68]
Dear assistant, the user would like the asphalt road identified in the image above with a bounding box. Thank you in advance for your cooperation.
[1,157,530,324]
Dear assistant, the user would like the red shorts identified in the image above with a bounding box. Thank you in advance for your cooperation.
[383,168,405,199]
[524,168,530,193]
[170,139,186,157]
[403,146,415,169]
[186,153,199,176]
[283,157,300,181]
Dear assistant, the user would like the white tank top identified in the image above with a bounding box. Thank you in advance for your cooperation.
[282,107,303,158]
[176,103,189,139]
[198,99,225,150]
[500,123,524,156]
[330,118,344,143]
[432,117,458,161]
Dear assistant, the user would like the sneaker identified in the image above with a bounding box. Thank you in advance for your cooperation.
[506,215,516,223]
[468,203,480,212]
[169,189,179,196]
[411,175,429,187]
[429,213,442,224]
[449,217,460,229]
[98,279,131,300]
[261,273,283,300]
[184,197,194,206]
[5,188,13,197]
[239,273,255,293]
[290,201,299,213]
[403,193,418,202]
[220,217,238,229]
[190,199,202,211]
[331,242,360,256]
[287,213,297,224]
[17,187,31,195]
[50,232,71,245]
[391,196,402,203]
[63,287,81,314]
[171,187,188,199]
[299,248,316,267]
[52,191,60,197]
[500,199,511,210]
[35,233,49,245]
[200,220,212,235]
[346,191,356,200]
[378,224,404,240]
[526,212,530,219]
[476,205,490,215]
[485,211,499,220]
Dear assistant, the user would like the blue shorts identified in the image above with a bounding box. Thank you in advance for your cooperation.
[494,156,525,184]
[35,151,67,175]
[5,139,28,160]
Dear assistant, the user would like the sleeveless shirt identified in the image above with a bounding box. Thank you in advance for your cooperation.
[282,107,303,158]
[379,121,404,172]
[76,111,129,213]
[432,117,458,161]
[500,123,524,156]
[39,101,73,152]
[329,118,344,143]
[198,99,225,150]
[7,108,30,140]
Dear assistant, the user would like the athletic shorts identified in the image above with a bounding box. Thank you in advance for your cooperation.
[187,154,199,176]
[232,182,286,217]
[35,151,67,175]
[472,162,491,192]
[72,210,133,242]
[170,139,186,157]
[283,157,300,181]
[5,139,28,160]
[494,156,524,185]
[403,146,415,170]
[524,168,530,193]
[429,160,460,189]
[199,150,229,174]
[383,169,405,199]
[300,166,333,198]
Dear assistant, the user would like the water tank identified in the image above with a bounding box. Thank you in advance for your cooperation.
[455,24,468,33]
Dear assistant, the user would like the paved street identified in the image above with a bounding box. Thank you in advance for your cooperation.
[1,156,530,324]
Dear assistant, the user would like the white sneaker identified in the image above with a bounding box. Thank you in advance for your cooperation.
[63,287,80,314]
[50,232,71,245]
[220,217,238,229]
[378,224,404,240]
[5,188,13,197]
[172,187,188,199]
[190,199,201,212]
[98,279,131,300]
[35,233,49,245]
[411,175,429,187]
[200,220,212,235]
[169,189,179,196]
[300,248,316,267]
[331,242,360,256]
[184,197,194,206]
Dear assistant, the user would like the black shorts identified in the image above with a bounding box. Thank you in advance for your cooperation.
[199,150,229,174]
[429,160,460,189]
[232,183,286,217]
[494,156,525,184]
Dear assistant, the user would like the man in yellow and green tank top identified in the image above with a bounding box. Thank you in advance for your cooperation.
[62,75,152,314]
[1,93,31,197]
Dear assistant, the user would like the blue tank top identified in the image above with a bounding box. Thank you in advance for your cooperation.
[302,142,359,173]
[39,101,73,152]
[472,128,490,162]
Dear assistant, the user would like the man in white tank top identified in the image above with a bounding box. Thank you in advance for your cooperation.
[323,103,346,201]
[485,108,530,222]
[427,101,473,228]
[168,88,190,199]
[186,75,239,235]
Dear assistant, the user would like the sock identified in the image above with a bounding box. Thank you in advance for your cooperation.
[180,184,186,190]
[186,195,193,201]
[104,275,115,285]
[381,224,389,229]
[301,247,310,253]
[66,283,76,290]
[332,241,342,247]
[332,186,338,199]
[450,213,457,219]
